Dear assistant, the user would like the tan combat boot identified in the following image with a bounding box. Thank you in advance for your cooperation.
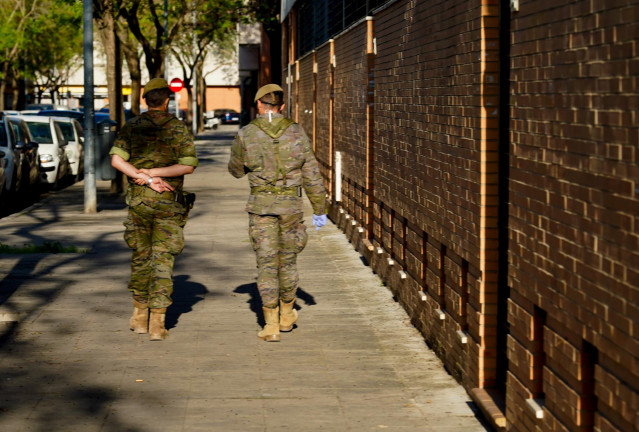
[149,308,168,341]
[129,300,149,334]
[258,306,280,342]
[279,299,298,332]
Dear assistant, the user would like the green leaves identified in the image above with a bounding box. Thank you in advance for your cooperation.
[0,0,82,89]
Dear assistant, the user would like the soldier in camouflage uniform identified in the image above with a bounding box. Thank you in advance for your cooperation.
[228,84,327,342]
[110,78,198,341]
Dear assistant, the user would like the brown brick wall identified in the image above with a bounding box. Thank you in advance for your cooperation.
[333,22,368,191]
[296,56,314,141]
[375,0,483,258]
[372,0,496,391]
[282,0,638,430]
[315,45,332,169]
[508,1,639,430]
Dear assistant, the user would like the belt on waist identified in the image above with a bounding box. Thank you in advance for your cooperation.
[138,186,184,203]
[250,185,301,196]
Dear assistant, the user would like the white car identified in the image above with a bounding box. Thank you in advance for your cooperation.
[53,117,84,181]
[204,111,220,130]
[20,116,71,189]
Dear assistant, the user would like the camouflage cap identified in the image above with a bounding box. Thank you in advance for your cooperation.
[143,78,170,96]
[254,84,284,103]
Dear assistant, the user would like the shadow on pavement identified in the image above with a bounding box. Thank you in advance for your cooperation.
[233,282,317,328]
[233,282,263,326]
[165,274,208,330]
[296,287,316,306]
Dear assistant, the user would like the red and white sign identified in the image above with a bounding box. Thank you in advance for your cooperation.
[169,78,184,93]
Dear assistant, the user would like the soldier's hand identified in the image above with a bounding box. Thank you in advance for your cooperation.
[312,214,327,231]
[132,171,150,186]
[149,177,174,193]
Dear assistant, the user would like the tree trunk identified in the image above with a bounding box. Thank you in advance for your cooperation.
[0,62,8,109]
[184,75,193,128]
[11,77,19,110]
[124,53,142,116]
[117,18,142,116]
[197,61,205,132]
[96,9,125,194]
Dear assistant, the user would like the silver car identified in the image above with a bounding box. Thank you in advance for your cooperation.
[0,112,23,195]
[8,116,41,193]
[53,117,84,181]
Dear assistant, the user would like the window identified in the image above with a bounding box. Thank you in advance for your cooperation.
[26,122,53,144]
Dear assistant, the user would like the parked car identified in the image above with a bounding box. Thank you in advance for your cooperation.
[0,113,24,195]
[97,106,133,122]
[204,111,221,130]
[7,116,40,192]
[213,108,240,124]
[37,109,113,125]
[20,116,71,189]
[53,117,84,181]
[25,103,69,112]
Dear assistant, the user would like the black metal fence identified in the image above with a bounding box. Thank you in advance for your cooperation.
[296,0,394,57]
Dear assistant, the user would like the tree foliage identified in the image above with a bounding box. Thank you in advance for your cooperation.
[118,0,190,79]
[25,0,83,102]
[0,0,38,107]
[0,0,83,108]
[170,0,245,128]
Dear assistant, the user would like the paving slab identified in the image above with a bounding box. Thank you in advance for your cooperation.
[0,125,490,431]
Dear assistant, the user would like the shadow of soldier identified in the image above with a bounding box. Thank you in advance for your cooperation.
[233,282,317,328]
[165,275,208,330]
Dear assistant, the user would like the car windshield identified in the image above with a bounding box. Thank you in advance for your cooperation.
[57,122,75,141]
[26,122,53,144]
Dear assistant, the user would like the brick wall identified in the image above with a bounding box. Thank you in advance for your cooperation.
[315,45,332,179]
[282,0,638,430]
[296,56,314,142]
[508,1,639,430]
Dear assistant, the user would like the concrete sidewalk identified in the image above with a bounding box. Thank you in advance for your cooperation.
[0,125,489,432]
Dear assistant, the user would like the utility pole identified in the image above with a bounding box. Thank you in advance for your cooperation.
[83,0,96,213]
[192,3,197,135]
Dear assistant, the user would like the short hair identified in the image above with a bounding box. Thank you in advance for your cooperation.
[260,91,284,107]
[144,88,172,108]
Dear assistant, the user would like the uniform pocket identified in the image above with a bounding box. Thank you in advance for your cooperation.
[123,218,138,249]
[292,222,308,253]
[280,218,307,254]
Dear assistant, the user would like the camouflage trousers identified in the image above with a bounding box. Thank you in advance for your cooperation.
[123,199,187,308]
[248,213,308,308]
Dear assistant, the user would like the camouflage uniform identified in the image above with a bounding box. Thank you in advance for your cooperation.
[110,110,198,309]
[228,113,326,308]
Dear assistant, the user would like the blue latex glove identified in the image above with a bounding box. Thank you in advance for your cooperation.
[312,214,327,231]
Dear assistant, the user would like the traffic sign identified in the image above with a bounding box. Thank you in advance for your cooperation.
[169,78,184,93]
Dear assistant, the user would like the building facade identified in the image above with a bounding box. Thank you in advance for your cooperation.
[281,0,638,431]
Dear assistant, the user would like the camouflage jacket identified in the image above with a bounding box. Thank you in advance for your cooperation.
[109,110,198,201]
[228,113,326,216]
